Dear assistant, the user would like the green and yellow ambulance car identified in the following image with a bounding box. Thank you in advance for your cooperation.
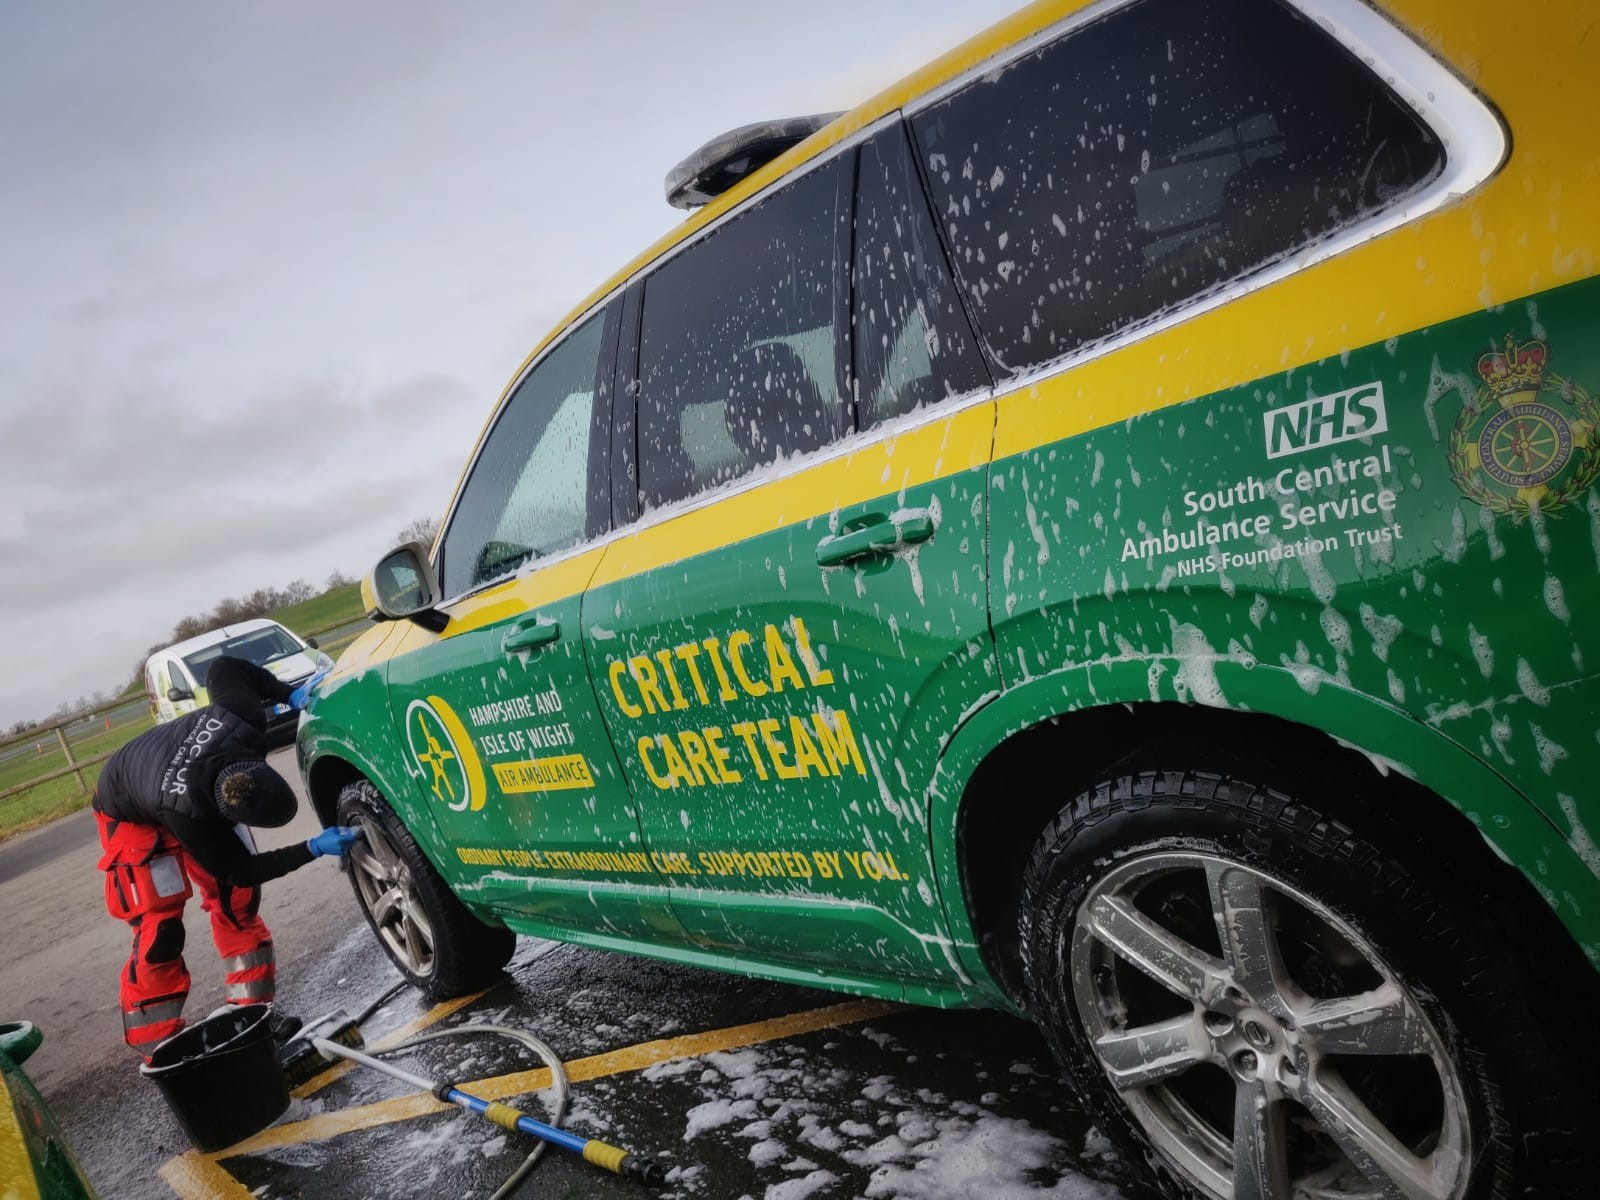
[298,0,1600,1194]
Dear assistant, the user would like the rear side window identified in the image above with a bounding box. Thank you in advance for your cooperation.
[440,309,612,599]
[852,123,989,429]
[911,0,1445,376]
[638,157,849,510]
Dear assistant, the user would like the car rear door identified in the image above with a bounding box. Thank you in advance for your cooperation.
[582,124,997,988]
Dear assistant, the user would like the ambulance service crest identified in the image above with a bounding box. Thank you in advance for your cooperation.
[1447,336,1599,519]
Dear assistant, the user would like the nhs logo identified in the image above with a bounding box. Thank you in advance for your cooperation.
[1263,381,1388,460]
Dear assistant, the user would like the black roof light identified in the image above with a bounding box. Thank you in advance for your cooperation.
[664,113,843,211]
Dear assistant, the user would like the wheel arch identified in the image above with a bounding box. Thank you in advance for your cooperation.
[929,657,1600,1005]
[303,751,367,829]
[298,724,446,862]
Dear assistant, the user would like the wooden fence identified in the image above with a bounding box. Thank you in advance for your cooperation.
[0,694,136,805]
[0,612,371,810]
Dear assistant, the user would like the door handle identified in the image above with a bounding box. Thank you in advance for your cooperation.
[502,618,560,653]
[815,509,936,567]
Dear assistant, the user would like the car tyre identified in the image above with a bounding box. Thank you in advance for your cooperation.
[1017,758,1600,1200]
[337,779,514,1000]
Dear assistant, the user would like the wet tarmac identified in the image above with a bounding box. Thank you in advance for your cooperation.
[65,925,1155,1199]
[9,747,1153,1199]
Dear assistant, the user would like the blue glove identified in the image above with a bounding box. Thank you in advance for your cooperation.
[307,825,363,858]
[288,668,332,711]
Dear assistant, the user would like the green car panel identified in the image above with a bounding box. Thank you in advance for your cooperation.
[0,1022,96,1200]
[984,273,1600,966]
[381,570,685,944]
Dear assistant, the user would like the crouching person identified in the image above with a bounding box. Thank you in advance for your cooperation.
[92,655,359,1059]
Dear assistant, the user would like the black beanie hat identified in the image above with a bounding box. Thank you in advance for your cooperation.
[214,761,298,827]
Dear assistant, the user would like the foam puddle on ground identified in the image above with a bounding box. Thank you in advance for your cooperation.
[644,1029,1134,1200]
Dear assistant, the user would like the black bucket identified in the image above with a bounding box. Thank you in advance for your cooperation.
[139,1003,289,1152]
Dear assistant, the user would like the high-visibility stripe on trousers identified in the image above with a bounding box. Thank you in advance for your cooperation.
[221,946,276,1002]
[96,811,277,1052]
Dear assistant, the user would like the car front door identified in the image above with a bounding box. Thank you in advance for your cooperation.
[583,126,997,989]
[381,302,680,944]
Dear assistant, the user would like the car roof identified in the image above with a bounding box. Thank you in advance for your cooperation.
[524,0,1064,369]
[159,618,290,659]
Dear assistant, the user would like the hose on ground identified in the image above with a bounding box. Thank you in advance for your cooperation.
[367,1022,570,1200]
[352,980,408,1028]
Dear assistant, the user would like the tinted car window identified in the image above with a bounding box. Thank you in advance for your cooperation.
[911,0,1445,376]
[440,311,609,598]
[638,157,849,509]
[853,124,989,429]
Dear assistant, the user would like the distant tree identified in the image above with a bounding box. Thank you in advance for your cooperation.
[396,515,439,548]
[171,614,209,642]
[50,571,365,727]
[242,587,278,617]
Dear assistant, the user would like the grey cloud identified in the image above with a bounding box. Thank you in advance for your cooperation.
[4,454,462,609]
[0,0,1019,728]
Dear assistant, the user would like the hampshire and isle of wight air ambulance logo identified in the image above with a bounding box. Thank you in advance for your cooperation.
[1448,336,1599,519]
[404,696,487,812]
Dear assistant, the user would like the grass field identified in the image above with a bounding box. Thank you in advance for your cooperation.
[0,711,156,838]
[1,582,372,840]
[270,582,365,636]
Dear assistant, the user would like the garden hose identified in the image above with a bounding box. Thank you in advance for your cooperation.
[368,1023,572,1198]
[306,1020,668,1194]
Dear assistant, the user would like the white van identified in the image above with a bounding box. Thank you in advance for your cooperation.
[144,619,332,746]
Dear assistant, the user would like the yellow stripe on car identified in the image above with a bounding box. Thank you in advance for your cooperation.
[0,1087,43,1200]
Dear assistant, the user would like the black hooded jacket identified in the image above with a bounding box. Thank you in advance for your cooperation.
[95,656,314,888]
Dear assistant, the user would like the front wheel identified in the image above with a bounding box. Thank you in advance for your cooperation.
[1018,763,1598,1200]
[337,779,514,999]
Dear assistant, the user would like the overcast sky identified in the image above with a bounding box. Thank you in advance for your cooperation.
[0,0,1020,727]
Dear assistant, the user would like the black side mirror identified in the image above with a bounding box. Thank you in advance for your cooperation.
[364,541,448,632]
[305,636,319,650]
[167,687,193,702]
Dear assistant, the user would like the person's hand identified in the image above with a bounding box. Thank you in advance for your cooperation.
[307,825,363,858]
[289,668,332,711]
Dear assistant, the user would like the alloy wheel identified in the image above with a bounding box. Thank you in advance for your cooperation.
[349,815,436,977]
[1071,851,1470,1200]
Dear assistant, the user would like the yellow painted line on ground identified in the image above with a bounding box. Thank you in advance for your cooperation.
[158,1150,258,1200]
[216,997,902,1157]
[293,988,488,1099]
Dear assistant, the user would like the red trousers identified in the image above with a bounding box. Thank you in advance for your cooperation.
[96,811,276,1052]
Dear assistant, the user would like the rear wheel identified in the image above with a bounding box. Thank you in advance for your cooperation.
[1017,761,1599,1200]
[337,779,514,999]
